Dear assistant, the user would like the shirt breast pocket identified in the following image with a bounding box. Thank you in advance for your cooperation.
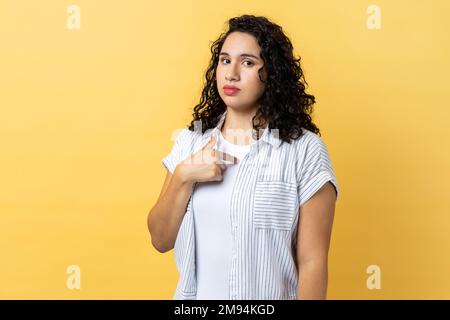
[253,180,298,231]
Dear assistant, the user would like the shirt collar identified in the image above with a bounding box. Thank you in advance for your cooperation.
[205,110,282,149]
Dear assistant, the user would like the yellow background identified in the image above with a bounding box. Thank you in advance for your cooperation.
[1,0,449,299]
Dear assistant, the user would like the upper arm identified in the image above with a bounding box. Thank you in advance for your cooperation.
[296,181,337,267]
[296,132,339,207]
[162,128,193,174]
[159,127,194,202]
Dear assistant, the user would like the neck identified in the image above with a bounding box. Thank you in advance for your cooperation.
[222,107,257,132]
[221,107,265,145]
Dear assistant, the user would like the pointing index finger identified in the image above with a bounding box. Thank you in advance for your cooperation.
[215,150,239,165]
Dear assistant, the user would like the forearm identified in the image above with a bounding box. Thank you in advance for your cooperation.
[296,259,328,300]
[147,170,195,253]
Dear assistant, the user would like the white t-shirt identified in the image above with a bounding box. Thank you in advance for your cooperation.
[192,130,255,300]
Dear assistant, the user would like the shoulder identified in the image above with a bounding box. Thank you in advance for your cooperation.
[287,128,336,173]
[171,127,196,145]
[289,128,328,153]
[174,127,193,140]
[170,127,206,153]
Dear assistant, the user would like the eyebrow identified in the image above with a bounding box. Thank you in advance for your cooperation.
[219,52,260,60]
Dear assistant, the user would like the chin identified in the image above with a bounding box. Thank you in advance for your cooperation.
[224,102,244,109]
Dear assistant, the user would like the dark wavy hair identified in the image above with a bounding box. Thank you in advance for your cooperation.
[187,14,320,143]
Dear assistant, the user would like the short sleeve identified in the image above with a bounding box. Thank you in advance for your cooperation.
[161,128,192,174]
[297,133,339,207]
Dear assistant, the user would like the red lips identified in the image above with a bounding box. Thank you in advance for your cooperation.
[223,85,240,90]
[223,85,240,95]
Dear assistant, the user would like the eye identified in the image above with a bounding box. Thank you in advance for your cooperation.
[221,58,230,64]
[243,60,254,66]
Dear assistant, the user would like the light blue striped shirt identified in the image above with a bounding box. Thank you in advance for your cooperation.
[162,110,339,300]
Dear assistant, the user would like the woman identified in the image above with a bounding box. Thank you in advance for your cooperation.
[148,14,339,300]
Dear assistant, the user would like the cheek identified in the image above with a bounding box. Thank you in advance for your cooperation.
[215,67,223,83]
[247,72,265,92]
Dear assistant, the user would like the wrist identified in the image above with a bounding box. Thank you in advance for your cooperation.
[173,165,195,186]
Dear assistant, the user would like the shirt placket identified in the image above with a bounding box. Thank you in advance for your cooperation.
[229,143,258,300]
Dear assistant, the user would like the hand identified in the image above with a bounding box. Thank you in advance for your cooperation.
[175,132,239,183]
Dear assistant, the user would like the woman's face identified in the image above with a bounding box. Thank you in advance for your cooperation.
[216,31,267,112]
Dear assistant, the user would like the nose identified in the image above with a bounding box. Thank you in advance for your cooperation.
[225,62,240,82]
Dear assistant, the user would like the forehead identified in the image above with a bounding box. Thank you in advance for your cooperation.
[221,31,261,55]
